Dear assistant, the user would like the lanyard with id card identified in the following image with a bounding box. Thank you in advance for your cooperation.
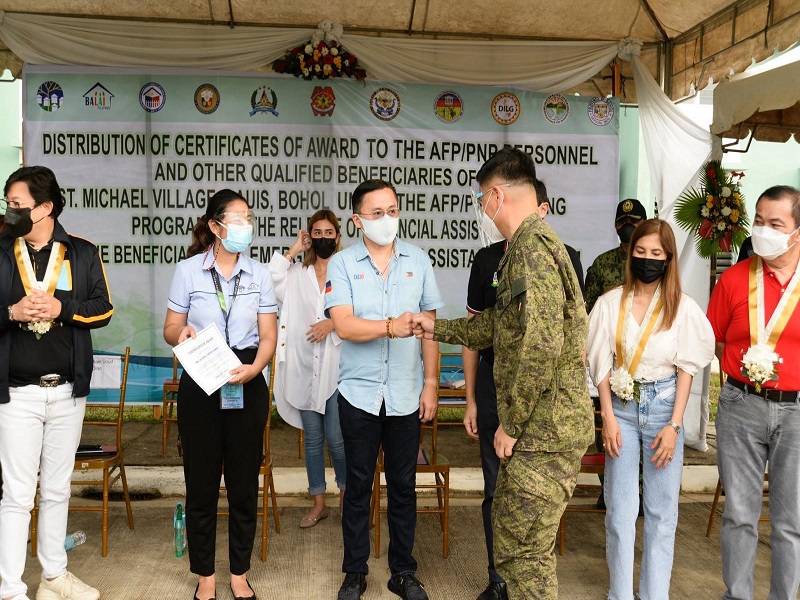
[210,268,244,409]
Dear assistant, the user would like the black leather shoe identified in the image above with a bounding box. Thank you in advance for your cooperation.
[338,573,367,600]
[230,579,256,600]
[193,584,216,600]
[388,572,428,600]
[477,581,508,600]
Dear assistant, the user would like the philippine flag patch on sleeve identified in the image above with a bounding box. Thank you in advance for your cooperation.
[325,280,332,293]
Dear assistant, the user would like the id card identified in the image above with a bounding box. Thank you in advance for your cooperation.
[220,383,244,410]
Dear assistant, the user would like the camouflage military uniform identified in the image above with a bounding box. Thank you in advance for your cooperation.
[584,245,626,314]
[433,213,593,600]
[585,245,627,456]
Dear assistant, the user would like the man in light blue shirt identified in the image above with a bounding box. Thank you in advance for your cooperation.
[325,179,443,600]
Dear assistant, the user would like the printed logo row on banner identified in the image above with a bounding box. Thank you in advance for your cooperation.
[35,79,615,127]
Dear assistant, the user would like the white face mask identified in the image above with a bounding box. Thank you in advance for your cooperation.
[472,188,505,246]
[751,225,799,260]
[359,214,399,247]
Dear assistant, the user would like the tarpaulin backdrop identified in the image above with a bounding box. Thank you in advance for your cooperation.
[24,65,620,402]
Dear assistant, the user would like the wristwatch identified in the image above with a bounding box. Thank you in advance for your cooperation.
[667,420,681,433]
[7,305,14,322]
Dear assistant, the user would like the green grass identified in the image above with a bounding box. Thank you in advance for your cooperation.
[709,375,720,422]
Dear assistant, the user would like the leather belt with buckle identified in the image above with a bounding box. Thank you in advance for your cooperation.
[39,375,69,388]
[728,378,800,403]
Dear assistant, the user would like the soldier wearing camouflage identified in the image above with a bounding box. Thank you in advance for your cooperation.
[585,198,647,314]
[423,148,593,599]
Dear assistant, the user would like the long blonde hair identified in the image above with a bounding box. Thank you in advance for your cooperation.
[621,219,682,331]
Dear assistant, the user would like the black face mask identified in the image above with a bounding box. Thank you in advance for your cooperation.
[618,222,635,244]
[311,237,337,259]
[631,257,667,284]
[3,207,34,238]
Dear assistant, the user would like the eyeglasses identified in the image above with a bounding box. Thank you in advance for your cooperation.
[219,210,254,226]
[2,198,36,210]
[357,208,400,220]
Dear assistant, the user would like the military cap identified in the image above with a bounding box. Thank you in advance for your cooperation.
[615,198,647,223]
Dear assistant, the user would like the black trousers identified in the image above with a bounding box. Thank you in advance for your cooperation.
[476,359,504,584]
[177,348,268,577]
[338,394,421,576]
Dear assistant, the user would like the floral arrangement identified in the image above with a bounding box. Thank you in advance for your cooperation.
[741,343,782,392]
[610,367,636,404]
[21,319,56,340]
[272,21,366,81]
[674,161,749,258]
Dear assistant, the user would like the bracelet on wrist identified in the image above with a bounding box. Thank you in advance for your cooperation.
[386,316,395,339]
[667,420,681,433]
[284,252,294,262]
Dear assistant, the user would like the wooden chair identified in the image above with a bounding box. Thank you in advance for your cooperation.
[161,355,180,454]
[706,473,769,537]
[371,409,450,558]
[437,351,468,426]
[32,347,134,557]
[557,405,605,555]
[218,356,281,561]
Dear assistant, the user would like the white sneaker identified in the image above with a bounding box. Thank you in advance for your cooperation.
[36,572,100,600]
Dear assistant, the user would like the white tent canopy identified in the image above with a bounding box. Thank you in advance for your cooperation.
[712,44,800,144]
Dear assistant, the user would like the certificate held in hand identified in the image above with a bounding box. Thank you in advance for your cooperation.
[172,323,242,396]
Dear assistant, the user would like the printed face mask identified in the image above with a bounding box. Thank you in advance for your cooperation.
[218,222,253,253]
[359,214,399,247]
[751,225,799,260]
[311,237,337,259]
[631,256,666,283]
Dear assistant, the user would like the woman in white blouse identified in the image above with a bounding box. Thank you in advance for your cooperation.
[269,209,345,528]
[587,219,714,600]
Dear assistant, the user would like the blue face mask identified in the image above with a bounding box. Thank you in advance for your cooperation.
[218,222,253,253]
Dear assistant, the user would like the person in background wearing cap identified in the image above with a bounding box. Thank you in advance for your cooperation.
[585,198,647,511]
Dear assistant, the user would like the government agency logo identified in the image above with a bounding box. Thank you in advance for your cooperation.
[139,82,166,113]
[83,82,113,110]
[588,97,614,126]
[370,87,401,121]
[250,85,279,117]
[543,94,569,124]
[194,84,220,115]
[491,92,520,126]
[311,86,336,117]
[36,81,64,112]
[434,91,463,123]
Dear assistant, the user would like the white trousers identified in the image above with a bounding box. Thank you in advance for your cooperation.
[0,383,85,599]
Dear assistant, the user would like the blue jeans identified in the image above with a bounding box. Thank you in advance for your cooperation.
[716,381,800,600]
[605,373,683,600]
[299,391,346,496]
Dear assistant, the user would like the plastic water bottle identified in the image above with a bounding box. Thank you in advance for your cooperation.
[64,530,86,551]
[174,502,186,558]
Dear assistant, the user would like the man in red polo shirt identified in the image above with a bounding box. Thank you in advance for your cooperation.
[707,185,800,600]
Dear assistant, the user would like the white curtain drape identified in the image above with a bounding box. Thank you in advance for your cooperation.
[628,50,716,452]
[0,10,617,90]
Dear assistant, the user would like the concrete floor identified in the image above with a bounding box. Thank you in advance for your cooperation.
[18,494,791,600]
